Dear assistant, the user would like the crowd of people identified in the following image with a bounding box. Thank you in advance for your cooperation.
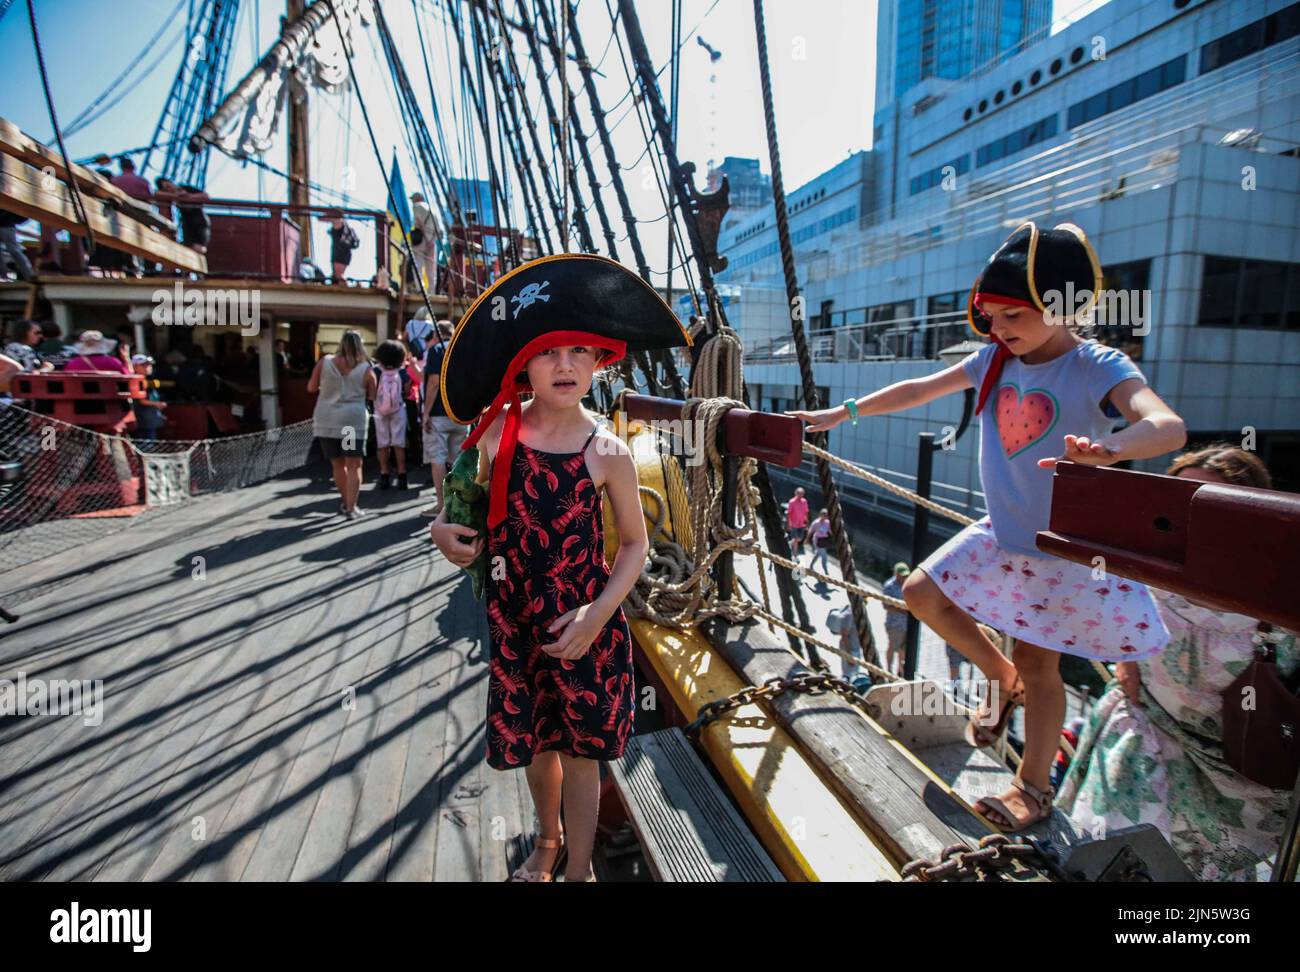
[308,309,465,520]
[0,318,246,437]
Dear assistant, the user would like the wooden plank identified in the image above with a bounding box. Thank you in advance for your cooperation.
[0,116,171,231]
[629,618,896,881]
[382,578,464,882]
[1039,461,1300,630]
[0,471,527,883]
[0,154,206,272]
[623,394,804,467]
[609,728,784,881]
[708,619,1052,875]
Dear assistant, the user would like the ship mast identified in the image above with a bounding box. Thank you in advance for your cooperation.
[287,0,311,258]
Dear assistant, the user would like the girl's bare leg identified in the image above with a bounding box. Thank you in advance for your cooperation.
[974,641,1064,824]
[520,751,564,874]
[903,569,1017,685]
[377,446,390,476]
[1011,641,1063,790]
[394,446,406,474]
[557,753,601,881]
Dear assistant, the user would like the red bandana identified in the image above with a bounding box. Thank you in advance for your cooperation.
[461,331,627,528]
[971,292,1036,415]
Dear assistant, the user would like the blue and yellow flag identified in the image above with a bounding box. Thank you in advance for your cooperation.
[387,151,413,282]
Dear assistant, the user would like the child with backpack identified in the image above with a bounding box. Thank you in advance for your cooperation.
[372,339,411,490]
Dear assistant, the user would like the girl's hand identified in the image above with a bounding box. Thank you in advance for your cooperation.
[1115,661,1142,707]
[1037,434,1120,469]
[430,517,483,567]
[786,404,848,433]
[542,604,604,660]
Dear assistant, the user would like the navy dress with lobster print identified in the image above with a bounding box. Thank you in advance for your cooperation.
[484,426,636,769]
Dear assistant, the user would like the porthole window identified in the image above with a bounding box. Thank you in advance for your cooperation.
[1174,0,1191,8]
[1050,58,1063,75]
[964,107,973,121]
[1071,46,1084,64]
[1030,69,1042,85]
[1011,80,1023,95]
[994,90,1005,104]
[978,98,988,113]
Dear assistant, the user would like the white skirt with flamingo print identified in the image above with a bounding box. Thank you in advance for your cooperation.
[918,517,1170,662]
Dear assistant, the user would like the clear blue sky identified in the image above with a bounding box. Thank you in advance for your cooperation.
[0,0,1103,275]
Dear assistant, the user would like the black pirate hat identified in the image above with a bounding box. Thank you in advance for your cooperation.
[440,253,691,424]
[966,221,1102,336]
[966,221,1103,414]
[442,253,691,527]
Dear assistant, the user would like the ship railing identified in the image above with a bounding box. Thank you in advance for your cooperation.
[196,199,394,288]
[747,312,971,365]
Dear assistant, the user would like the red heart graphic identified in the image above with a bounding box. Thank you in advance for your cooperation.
[996,385,1057,458]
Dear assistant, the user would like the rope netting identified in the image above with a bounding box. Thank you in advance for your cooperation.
[0,404,315,582]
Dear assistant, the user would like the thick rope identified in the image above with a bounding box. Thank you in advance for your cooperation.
[803,440,977,527]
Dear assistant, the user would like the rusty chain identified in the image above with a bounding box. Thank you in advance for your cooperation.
[900,833,1064,882]
[683,672,875,740]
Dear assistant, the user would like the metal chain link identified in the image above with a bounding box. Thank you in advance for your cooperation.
[900,833,1059,882]
[683,671,878,740]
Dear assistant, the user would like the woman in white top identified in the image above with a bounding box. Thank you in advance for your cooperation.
[309,330,376,519]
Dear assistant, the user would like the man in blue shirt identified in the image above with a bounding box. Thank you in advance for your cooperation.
[420,320,465,517]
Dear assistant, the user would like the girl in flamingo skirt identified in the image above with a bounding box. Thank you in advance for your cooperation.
[429,254,690,881]
[790,222,1187,831]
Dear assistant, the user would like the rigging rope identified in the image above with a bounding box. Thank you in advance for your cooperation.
[25,0,96,251]
[752,0,878,666]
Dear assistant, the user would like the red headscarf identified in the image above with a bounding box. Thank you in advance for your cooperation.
[461,330,626,528]
[971,292,1038,415]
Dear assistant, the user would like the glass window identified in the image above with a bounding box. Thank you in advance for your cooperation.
[1135,65,1162,100]
[1239,261,1287,328]
[1162,56,1186,87]
[1288,265,1300,330]
[1110,78,1137,113]
[1199,257,1239,327]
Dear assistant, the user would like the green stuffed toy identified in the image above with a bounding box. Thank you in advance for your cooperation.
[443,444,488,599]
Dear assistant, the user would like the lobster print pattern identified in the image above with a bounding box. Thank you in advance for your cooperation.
[484,426,636,769]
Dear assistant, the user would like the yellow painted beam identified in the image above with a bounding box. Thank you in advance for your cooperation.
[630,618,898,882]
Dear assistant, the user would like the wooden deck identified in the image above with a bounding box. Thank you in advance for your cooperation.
[0,466,537,881]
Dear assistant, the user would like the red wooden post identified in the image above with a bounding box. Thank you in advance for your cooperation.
[1038,462,1300,630]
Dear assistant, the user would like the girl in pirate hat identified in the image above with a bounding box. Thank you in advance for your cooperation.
[790,222,1187,831]
[429,253,690,881]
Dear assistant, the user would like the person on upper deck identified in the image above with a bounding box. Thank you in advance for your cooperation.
[789,221,1188,832]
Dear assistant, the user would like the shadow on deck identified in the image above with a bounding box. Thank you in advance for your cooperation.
[0,466,534,881]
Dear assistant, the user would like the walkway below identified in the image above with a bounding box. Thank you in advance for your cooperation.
[0,466,536,881]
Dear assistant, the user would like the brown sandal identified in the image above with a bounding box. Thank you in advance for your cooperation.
[964,673,1025,748]
[975,777,1055,832]
[508,834,566,882]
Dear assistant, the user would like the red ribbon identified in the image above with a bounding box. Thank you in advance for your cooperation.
[971,292,1034,415]
[460,331,627,529]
